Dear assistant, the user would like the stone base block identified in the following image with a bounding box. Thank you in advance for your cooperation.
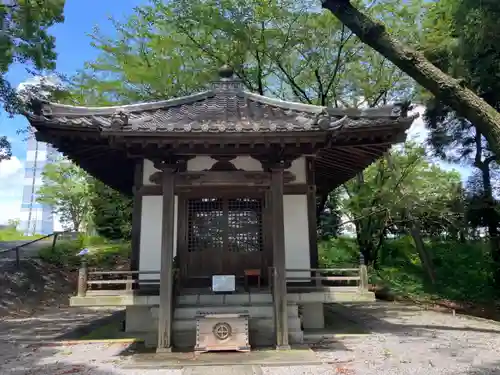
[301,302,325,330]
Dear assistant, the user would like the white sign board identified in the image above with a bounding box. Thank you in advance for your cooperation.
[212,275,236,293]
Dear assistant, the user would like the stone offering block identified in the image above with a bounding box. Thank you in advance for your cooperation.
[195,312,250,353]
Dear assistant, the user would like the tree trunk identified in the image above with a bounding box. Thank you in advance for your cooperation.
[321,0,500,156]
[478,163,500,285]
[409,219,436,284]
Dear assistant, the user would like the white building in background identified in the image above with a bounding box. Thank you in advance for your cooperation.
[19,135,61,235]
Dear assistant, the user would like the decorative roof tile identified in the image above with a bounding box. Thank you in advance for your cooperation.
[26,65,417,134]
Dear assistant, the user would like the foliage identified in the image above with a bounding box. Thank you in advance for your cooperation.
[70,0,420,108]
[422,0,500,285]
[87,178,133,240]
[38,235,130,269]
[319,236,496,303]
[36,159,93,231]
[327,143,464,265]
[0,0,65,112]
[63,0,427,241]
[0,0,65,155]
[318,189,343,239]
[0,135,12,162]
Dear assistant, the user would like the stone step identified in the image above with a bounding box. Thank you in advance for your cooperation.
[172,328,304,349]
[173,304,299,320]
[177,293,273,306]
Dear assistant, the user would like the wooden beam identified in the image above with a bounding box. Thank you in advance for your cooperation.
[270,166,290,350]
[130,160,144,275]
[137,184,309,196]
[306,157,319,273]
[157,163,177,353]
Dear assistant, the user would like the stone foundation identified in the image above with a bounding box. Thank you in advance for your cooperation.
[125,299,304,348]
[301,302,325,330]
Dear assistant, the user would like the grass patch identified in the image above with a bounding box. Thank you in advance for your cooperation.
[0,227,43,241]
[39,234,131,269]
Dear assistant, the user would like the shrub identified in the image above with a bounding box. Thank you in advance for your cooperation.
[39,235,131,269]
[318,235,497,303]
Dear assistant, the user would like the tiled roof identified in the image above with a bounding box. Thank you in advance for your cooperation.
[26,66,416,134]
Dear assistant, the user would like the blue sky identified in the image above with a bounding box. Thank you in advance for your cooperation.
[0,0,472,224]
[0,0,146,223]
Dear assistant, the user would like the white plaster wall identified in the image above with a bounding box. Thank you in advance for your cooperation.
[142,159,158,185]
[284,195,311,280]
[139,195,178,280]
[138,194,310,281]
[287,157,306,184]
[187,155,263,171]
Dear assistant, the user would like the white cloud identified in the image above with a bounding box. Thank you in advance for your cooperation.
[16,74,63,103]
[0,156,24,225]
[406,105,428,144]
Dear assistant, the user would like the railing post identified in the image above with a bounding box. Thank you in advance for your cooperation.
[359,253,368,291]
[51,232,59,252]
[77,259,88,297]
[125,275,133,294]
[315,270,322,287]
[15,247,20,269]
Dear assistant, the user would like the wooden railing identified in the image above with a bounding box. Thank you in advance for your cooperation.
[76,260,369,296]
[77,268,162,297]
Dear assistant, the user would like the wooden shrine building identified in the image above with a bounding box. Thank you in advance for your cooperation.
[25,65,417,351]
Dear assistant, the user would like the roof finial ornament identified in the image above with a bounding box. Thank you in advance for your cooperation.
[218,64,234,79]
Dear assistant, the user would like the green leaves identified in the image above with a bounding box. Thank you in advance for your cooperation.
[341,143,465,263]
[36,159,92,232]
[0,0,65,113]
[68,0,422,108]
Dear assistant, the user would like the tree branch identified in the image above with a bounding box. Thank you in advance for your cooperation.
[321,0,500,156]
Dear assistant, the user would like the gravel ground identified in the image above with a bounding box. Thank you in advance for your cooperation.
[315,302,500,375]
[2,302,500,374]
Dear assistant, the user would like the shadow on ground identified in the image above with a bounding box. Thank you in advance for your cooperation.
[0,308,125,343]
[0,259,76,318]
[0,308,138,375]
[0,340,141,375]
[462,360,500,375]
[326,301,500,337]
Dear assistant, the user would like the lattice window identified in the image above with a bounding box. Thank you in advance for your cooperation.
[187,198,224,252]
[228,198,262,253]
[187,196,263,253]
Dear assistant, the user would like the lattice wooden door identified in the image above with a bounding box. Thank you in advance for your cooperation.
[183,196,265,282]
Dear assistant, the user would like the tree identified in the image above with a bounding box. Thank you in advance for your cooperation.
[321,0,500,156]
[341,143,463,271]
[0,0,65,157]
[69,0,422,219]
[36,160,92,232]
[0,136,11,162]
[88,178,133,240]
[0,0,65,111]
[421,0,500,285]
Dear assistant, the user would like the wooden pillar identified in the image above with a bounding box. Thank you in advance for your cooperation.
[130,160,144,276]
[305,157,319,283]
[270,166,290,349]
[156,162,177,353]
